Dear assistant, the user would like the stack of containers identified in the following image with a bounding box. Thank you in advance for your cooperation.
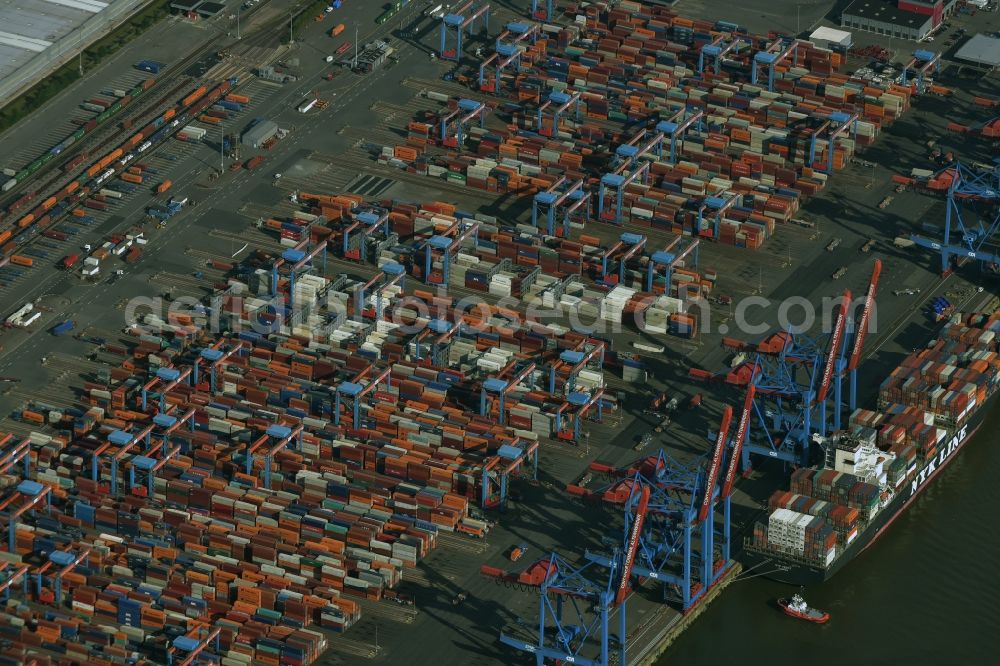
[378,5,922,251]
[754,308,1000,563]
[766,508,807,555]
[0,223,629,660]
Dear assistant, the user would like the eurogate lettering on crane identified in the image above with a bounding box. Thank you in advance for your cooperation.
[909,425,969,496]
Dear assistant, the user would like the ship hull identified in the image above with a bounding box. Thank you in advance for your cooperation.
[741,394,992,586]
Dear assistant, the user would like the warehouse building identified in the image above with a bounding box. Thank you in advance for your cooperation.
[168,0,203,13]
[841,0,959,41]
[0,0,151,111]
[241,119,278,149]
[954,34,1000,70]
[808,27,854,50]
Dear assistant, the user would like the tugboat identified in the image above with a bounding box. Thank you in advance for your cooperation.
[778,593,830,624]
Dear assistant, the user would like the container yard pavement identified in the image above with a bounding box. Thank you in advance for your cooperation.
[676,0,836,36]
[0,15,208,173]
[0,1,999,665]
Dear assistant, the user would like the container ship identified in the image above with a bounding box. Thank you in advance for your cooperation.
[744,306,1000,584]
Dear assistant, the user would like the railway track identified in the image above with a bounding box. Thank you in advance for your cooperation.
[0,1,282,213]
[0,2,308,288]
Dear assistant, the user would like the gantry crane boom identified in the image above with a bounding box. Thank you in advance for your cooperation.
[848,260,882,372]
[614,484,650,606]
[816,290,851,405]
[698,405,732,523]
[721,386,755,499]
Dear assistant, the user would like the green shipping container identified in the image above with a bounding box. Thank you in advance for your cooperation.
[325,523,349,536]
[72,127,86,140]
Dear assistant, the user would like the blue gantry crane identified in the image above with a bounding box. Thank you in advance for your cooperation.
[33,547,91,605]
[127,442,182,498]
[495,20,539,49]
[166,626,222,666]
[91,425,155,494]
[598,118,692,223]
[244,424,304,489]
[0,480,52,551]
[335,367,392,429]
[751,38,804,92]
[597,161,650,224]
[612,123,671,171]
[480,436,539,509]
[192,339,245,393]
[901,49,941,94]
[485,550,629,666]
[353,261,406,319]
[658,107,704,164]
[705,290,852,471]
[423,220,480,286]
[599,233,646,283]
[284,241,330,312]
[645,237,699,293]
[809,111,858,174]
[341,206,390,262]
[536,90,582,136]
[440,1,491,61]
[695,193,739,239]
[532,177,589,237]
[479,45,524,93]
[477,21,539,93]
[553,388,606,442]
[698,35,745,75]
[141,365,192,411]
[909,162,1000,275]
[576,410,732,614]
[440,98,488,147]
[481,359,538,424]
[548,339,606,394]
[412,318,463,366]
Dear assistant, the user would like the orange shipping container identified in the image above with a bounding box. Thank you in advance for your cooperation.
[156,180,173,194]
[10,255,34,267]
[181,86,207,107]
[121,173,143,184]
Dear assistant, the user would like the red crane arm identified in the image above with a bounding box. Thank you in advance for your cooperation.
[698,405,733,523]
[817,289,851,404]
[848,259,882,371]
[721,386,755,498]
[614,484,650,606]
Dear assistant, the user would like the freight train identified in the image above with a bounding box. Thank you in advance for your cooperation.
[1,78,157,195]
[0,79,236,258]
